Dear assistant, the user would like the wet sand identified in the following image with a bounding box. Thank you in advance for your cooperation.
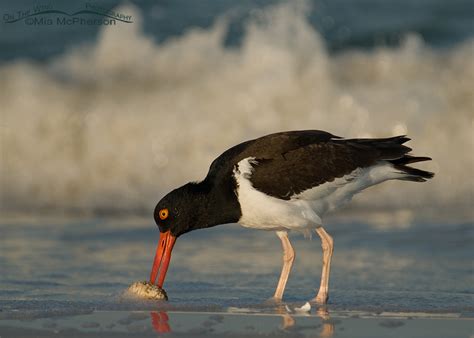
[1,310,472,338]
[1,217,473,337]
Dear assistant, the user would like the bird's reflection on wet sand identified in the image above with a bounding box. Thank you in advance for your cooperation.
[150,311,171,333]
[149,305,335,337]
[276,304,335,337]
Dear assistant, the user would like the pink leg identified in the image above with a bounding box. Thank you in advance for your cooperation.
[312,227,334,304]
[273,231,295,300]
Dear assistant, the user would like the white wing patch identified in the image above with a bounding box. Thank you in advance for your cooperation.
[293,163,406,215]
[234,157,322,234]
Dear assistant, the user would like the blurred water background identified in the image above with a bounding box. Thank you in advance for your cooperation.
[0,0,473,322]
[0,0,473,225]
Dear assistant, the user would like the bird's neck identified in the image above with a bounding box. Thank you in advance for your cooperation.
[188,178,241,230]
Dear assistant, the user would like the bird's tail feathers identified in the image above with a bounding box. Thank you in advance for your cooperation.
[393,163,435,182]
[390,155,432,165]
[336,134,434,182]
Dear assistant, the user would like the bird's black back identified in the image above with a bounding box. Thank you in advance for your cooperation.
[204,130,433,200]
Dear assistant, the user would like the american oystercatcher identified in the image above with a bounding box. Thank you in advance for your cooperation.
[150,130,433,303]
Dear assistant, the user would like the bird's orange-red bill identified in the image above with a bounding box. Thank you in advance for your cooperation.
[149,230,176,288]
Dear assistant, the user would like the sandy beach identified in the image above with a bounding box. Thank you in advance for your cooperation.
[1,217,473,337]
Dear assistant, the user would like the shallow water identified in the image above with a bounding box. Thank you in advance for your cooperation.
[1,217,472,319]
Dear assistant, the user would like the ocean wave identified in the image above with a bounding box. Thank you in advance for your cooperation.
[1,3,473,227]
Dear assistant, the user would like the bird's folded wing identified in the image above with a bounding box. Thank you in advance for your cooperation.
[247,139,409,200]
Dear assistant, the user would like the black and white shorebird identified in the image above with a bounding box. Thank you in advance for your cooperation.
[150,130,434,303]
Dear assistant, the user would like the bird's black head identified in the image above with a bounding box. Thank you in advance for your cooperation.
[149,182,211,288]
[153,182,208,238]
[149,179,241,288]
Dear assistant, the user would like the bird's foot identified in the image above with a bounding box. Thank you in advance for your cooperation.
[265,296,284,305]
[310,293,328,304]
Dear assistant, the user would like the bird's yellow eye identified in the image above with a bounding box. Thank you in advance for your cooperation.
[159,208,169,220]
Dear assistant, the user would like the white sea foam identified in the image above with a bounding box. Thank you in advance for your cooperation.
[0,3,473,226]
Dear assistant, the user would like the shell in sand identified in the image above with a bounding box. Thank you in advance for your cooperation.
[127,281,168,300]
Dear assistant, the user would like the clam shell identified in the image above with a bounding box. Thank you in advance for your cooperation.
[127,281,168,300]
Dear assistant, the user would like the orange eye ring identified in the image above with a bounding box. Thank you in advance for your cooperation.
[159,208,169,220]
